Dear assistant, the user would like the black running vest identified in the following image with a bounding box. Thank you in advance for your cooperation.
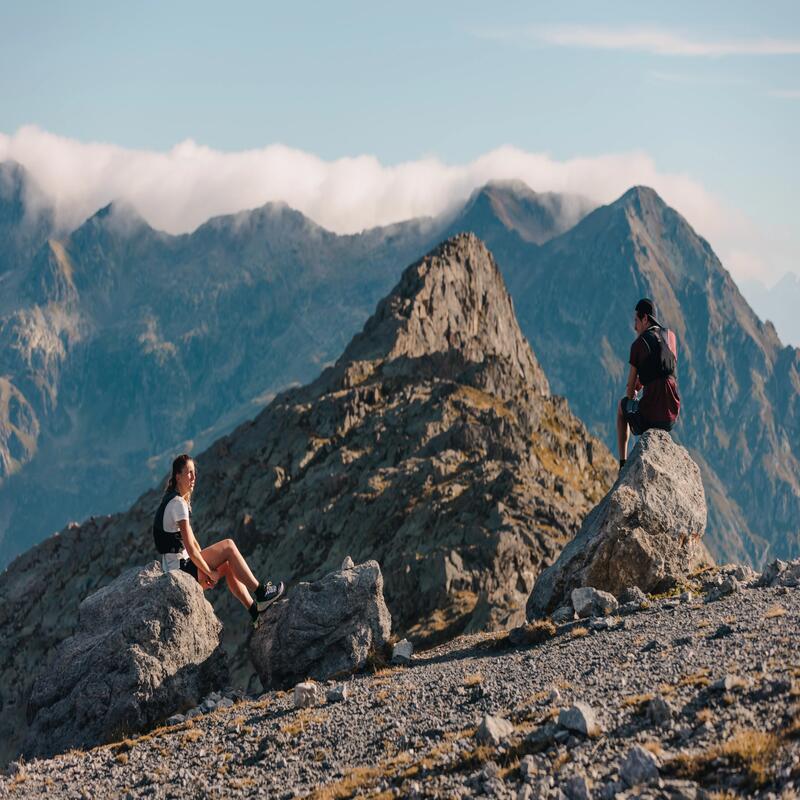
[637,326,676,386]
[153,491,186,554]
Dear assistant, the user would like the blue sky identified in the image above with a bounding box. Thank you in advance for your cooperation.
[1,1,798,307]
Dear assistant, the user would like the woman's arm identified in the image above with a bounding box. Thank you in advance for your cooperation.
[178,519,216,577]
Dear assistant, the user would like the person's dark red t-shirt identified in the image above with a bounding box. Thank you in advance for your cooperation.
[629,328,681,424]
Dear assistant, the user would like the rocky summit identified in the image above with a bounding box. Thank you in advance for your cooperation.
[0,233,614,766]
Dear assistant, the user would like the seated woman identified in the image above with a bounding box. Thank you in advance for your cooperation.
[153,453,284,628]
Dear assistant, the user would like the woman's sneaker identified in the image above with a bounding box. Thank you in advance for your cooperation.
[255,580,285,612]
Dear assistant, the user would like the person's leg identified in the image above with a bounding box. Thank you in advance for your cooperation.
[215,561,253,609]
[617,398,630,463]
[199,539,258,592]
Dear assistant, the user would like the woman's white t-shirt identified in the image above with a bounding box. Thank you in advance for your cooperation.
[163,496,190,561]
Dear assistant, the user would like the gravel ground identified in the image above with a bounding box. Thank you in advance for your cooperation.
[2,578,798,799]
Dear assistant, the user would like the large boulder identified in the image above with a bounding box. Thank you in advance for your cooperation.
[24,563,227,759]
[250,560,392,688]
[527,430,707,618]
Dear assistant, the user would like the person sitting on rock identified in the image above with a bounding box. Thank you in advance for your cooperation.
[617,298,681,471]
[153,453,284,628]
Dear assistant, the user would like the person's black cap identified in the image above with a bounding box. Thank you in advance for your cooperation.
[635,297,662,328]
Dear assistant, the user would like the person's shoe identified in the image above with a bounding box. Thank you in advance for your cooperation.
[255,580,285,612]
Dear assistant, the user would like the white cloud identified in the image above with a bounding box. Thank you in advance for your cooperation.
[480,25,800,57]
[0,124,793,285]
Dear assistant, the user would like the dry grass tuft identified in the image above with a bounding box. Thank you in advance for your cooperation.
[678,668,711,688]
[182,727,204,743]
[570,626,589,638]
[643,740,664,757]
[552,750,571,771]
[765,605,787,619]
[670,727,780,788]
[622,692,655,710]
[696,708,713,724]
[114,752,129,765]
[463,673,483,687]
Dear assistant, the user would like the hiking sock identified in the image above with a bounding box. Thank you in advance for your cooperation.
[248,601,259,622]
[619,458,626,469]
[254,581,267,602]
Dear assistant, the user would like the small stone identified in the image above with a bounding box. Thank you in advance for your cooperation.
[341,555,355,570]
[547,688,561,704]
[710,623,735,639]
[519,754,537,778]
[551,604,575,624]
[216,697,234,709]
[620,745,660,786]
[475,714,515,746]
[186,707,202,719]
[391,638,414,665]
[679,591,693,602]
[201,699,217,712]
[293,681,319,708]
[710,674,746,692]
[7,761,24,777]
[620,586,647,604]
[558,702,601,737]
[526,721,560,751]
[166,714,186,726]
[646,696,673,727]
[326,683,349,703]
[571,587,619,618]
[563,773,591,800]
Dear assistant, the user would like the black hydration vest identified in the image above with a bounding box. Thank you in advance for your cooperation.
[638,326,676,386]
[153,491,186,554]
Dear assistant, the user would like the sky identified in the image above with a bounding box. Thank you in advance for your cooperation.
[1,1,798,328]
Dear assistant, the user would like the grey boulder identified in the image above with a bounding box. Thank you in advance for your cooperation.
[571,586,619,618]
[528,430,707,618]
[250,560,392,688]
[24,563,227,759]
[759,558,800,588]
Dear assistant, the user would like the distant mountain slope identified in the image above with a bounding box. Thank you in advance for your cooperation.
[0,167,587,566]
[1,162,797,566]
[504,187,799,564]
[0,234,614,765]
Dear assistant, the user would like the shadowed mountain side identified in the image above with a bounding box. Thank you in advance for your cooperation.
[0,234,614,766]
[504,187,800,565]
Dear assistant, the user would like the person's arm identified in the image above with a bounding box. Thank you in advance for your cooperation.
[178,519,217,579]
[625,364,639,400]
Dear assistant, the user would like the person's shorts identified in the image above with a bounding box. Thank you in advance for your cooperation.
[161,552,199,580]
[620,397,675,437]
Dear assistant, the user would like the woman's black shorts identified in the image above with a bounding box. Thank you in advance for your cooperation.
[179,557,199,580]
[620,397,674,437]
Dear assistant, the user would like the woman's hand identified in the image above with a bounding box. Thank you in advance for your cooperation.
[207,568,221,585]
[199,570,217,589]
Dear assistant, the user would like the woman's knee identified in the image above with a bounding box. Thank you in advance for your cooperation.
[223,537,239,554]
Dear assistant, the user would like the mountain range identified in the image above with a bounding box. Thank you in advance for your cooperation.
[0,160,798,568]
[0,232,614,765]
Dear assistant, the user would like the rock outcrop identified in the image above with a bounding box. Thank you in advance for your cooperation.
[527,430,707,618]
[23,563,227,759]
[250,560,391,688]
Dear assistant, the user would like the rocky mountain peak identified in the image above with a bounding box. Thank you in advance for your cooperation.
[451,181,594,246]
[327,233,550,395]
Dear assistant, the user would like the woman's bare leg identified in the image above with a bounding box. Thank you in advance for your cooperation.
[215,561,252,609]
[199,538,258,590]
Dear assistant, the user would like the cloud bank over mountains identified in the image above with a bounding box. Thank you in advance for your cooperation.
[0,124,788,284]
